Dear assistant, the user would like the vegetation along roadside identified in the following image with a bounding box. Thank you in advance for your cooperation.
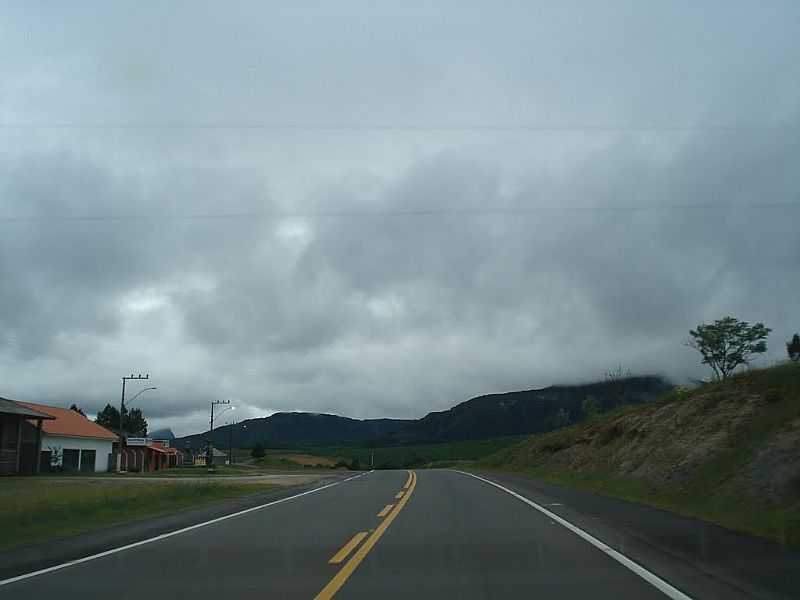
[0,479,275,551]
[478,362,800,546]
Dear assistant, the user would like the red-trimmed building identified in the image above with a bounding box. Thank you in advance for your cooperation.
[120,438,181,472]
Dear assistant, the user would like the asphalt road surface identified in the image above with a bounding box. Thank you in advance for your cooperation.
[0,469,775,599]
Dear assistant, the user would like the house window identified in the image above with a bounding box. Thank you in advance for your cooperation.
[62,448,79,471]
[80,449,96,472]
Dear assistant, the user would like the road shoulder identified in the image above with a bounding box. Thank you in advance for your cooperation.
[467,469,800,600]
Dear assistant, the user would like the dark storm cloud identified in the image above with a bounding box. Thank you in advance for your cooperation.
[0,1,798,434]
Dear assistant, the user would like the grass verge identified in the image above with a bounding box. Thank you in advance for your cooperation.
[124,465,280,477]
[0,479,273,551]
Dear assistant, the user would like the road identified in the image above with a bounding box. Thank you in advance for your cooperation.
[0,469,776,599]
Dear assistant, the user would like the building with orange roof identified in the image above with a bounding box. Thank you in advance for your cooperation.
[120,437,182,472]
[17,401,118,473]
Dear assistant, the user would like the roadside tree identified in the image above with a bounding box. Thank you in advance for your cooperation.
[95,404,120,429]
[687,316,770,380]
[787,333,800,362]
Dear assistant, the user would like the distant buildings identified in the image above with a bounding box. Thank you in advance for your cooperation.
[120,437,183,472]
[191,446,229,467]
[0,396,186,475]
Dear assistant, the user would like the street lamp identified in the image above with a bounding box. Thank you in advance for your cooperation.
[120,387,157,437]
[207,401,234,468]
[126,386,157,407]
[119,374,150,437]
[226,420,235,466]
[116,373,152,473]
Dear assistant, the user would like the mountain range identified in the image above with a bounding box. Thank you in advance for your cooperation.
[174,375,671,450]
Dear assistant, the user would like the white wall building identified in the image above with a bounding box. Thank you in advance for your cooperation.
[20,401,118,473]
[41,434,116,472]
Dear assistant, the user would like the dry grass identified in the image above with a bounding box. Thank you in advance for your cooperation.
[0,478,272,550]
[481,362,800,545]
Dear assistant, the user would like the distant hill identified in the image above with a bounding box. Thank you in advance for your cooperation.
[385,376,672,444]
[174,413,411,451]
[174,375,671,450]
[150,427,175,440]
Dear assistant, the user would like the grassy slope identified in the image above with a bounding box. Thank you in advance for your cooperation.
[0,479,274,550]
[479,363,800,546]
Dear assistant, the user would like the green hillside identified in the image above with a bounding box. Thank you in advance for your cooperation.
[480,363,800,546]
[384,376,671,444]
[176,376,670,450]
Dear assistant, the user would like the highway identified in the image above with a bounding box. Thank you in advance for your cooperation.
[0,469,745,599]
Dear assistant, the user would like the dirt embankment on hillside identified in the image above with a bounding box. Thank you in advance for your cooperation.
[487,364,800,507]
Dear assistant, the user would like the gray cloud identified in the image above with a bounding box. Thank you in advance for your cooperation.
[1,2,798,435]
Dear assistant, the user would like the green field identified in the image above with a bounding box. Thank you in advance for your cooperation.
[0,478,274,550]
[297,436,527,469]
[227,436,525,470]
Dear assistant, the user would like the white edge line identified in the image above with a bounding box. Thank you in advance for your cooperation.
[454,470,694,600]
[0,471,368,588]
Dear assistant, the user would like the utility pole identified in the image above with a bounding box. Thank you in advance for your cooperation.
[208,400,231,468]
[368,439,375,470]
[227,421,234,466]
[117,373,149,471]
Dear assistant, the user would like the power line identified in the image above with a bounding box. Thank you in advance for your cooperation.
[0,202,798,224]
[0,122,792,132]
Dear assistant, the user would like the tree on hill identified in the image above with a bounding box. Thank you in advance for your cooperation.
[605,365,633,407]
[554,407,571,427]
[605,365,632,382]
[581,395,601,419]
[787,334,800,362]
[687,316,771,381]
[251,442,266,459]
[69,404,86,417]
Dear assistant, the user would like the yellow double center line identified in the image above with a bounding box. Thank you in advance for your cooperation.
[314,471,417,600]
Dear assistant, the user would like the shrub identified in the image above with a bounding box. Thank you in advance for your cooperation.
[250,443,266,459]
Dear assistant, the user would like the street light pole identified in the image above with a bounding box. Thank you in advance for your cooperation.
[117,373,150,471]
[227,421,234,466]
[119,374,150,437]
[207,400,232,468]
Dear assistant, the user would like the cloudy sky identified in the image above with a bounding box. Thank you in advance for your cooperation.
[1,1,798,435]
